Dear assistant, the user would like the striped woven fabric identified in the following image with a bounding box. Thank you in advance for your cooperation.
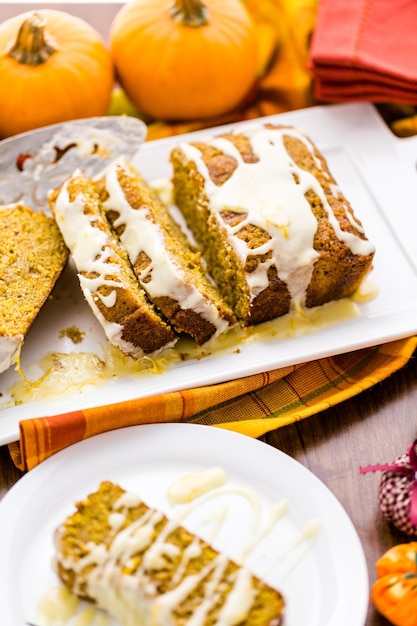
[9,337,417,470]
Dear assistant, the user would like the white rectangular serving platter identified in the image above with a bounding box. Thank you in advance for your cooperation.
[1,102,417,445]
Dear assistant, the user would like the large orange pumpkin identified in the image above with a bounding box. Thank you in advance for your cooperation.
[371,543,417,626]
[109,0,259,121]
[0,10,114,137]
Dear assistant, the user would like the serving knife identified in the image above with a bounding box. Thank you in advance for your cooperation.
[0,115,147,211]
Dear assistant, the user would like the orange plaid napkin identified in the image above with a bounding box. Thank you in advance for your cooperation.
[7,0,417,471]
[8,337,417,471]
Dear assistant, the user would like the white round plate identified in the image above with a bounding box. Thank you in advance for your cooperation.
[0,423,368,626]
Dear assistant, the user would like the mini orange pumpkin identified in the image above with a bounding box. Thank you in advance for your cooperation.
[0,10,114,137]
[109,0,259,121]
[371,543,417,626]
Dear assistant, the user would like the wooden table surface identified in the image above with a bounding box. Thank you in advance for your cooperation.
[0,3,416,626]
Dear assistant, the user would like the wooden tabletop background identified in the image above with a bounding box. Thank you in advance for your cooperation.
[0,3,416,625]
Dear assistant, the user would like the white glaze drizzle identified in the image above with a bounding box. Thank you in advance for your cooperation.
[186,502,230,546]
[166,468,319,577]
[100,158,230,338]
[239,499,289,561]
[260,517,321,581]
[53,176,176,359]
[50,467,321,626]
[179,126,374,307]
[343,203,366,232]
[172,484,262,566]
[55,490,260,626]
[0,334,22,374]
[166,466,228,504]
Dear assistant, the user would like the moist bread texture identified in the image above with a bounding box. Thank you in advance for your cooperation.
[53,481,285,626]
[49,172,178,359]
[95,158,235,345]
[170,123,375,326]
[0,204,69,373]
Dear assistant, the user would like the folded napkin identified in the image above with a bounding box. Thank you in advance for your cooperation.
[309,0,417,104]
[9,337,417,471]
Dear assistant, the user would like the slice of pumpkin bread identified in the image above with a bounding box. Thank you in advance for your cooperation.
[95,158,235,345]
[170,123,375,326]
[0,204,68,373]
[53,481,285,626]
[49,172,177,359]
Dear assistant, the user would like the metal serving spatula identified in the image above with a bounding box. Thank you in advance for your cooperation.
[0,115,148,211]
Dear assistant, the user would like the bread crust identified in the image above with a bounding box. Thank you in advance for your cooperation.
[170,124,375,325]
[0,204,69,373]
[96,159,235,345]
[49,173,177,358]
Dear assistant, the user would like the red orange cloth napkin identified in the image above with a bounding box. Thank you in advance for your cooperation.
[309,0,417,104]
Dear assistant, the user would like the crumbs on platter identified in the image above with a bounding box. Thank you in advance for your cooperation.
[58,326,86,344]
[4,292,364,409]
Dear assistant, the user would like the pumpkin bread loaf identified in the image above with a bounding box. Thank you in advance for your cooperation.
[49,172,178,359]
[170,123,375,326]
[53,481,285,626]
[95,158,236,345]
[0,204,69,374]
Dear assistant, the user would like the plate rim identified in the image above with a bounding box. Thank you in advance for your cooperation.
[0,423,369,626]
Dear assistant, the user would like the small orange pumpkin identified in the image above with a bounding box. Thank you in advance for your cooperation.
[371,543,417,626]
[109,0,259,121]
[0,10,114,137]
